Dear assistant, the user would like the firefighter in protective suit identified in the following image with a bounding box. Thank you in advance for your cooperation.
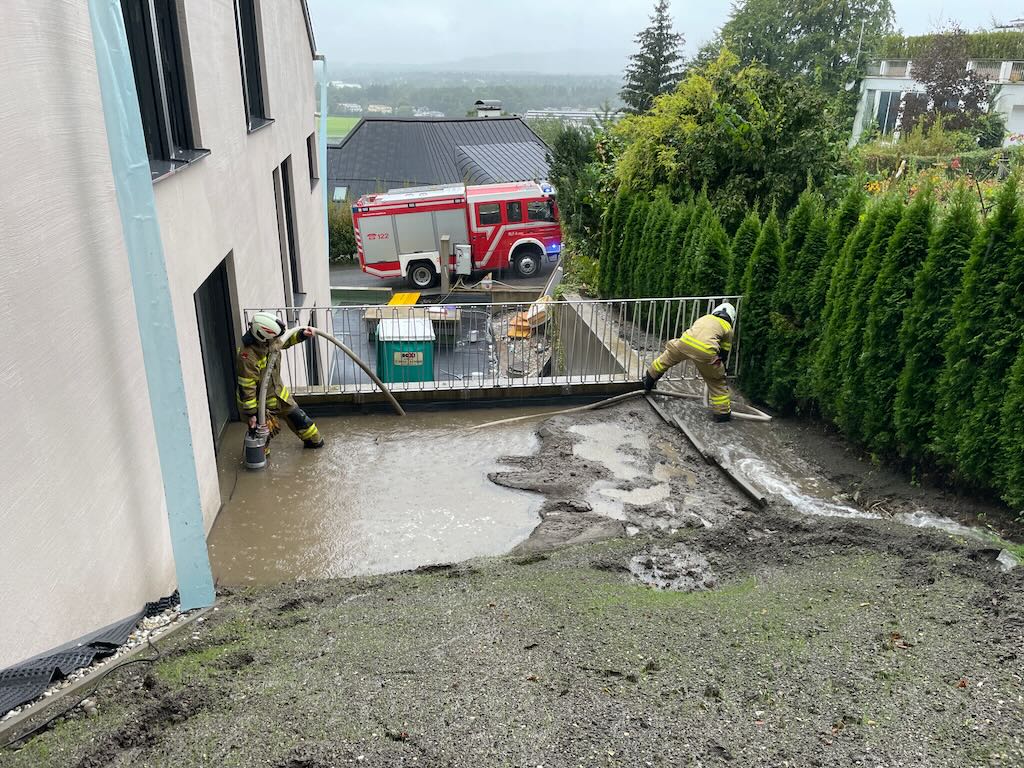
[236,312,324,448]
[643,302,736,422]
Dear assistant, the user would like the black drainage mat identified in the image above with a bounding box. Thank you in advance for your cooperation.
[0,591,178,715]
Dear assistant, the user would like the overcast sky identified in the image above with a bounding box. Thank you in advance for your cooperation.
[308,1,1022,74]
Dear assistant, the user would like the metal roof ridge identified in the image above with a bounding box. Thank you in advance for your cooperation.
[357,115,526,123]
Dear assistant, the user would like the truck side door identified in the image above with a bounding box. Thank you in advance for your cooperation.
[472,202,501,263]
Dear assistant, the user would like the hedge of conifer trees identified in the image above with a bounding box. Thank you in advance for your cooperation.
[596,179,1024,510]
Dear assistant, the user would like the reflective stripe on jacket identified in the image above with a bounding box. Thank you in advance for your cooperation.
[235,329,306,415]
[684,314,733,356]
[650,314,733,376]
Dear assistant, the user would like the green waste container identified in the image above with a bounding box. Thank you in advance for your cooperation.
[376,317,435,383]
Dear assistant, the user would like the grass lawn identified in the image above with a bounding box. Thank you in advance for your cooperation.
[326,115,359,138]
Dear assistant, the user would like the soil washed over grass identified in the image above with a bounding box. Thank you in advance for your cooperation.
[3,404,1022,768]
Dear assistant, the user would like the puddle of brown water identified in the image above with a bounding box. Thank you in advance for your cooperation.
[209,408,556,585]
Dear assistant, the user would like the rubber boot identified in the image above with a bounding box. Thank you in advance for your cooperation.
[713,411,732,423]
[303,439,325,449]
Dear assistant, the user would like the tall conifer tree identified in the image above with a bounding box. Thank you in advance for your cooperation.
[933,178,1021,470]
[621,0,685,114]
[859,190,935,456]
[813,203,882,416]
[740,210,782,403]
[728,211,761,295]
[894,186,977,462]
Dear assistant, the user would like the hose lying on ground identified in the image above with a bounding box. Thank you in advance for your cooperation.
[470,387,772,430]
[258,327,406,428]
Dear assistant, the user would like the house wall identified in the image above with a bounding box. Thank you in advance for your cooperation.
[0,1,174,670]
[0,0,326,670]
[850,75,1024,146]
[154,0,328,527]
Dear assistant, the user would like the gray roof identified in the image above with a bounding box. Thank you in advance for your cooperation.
[327,117,551,201]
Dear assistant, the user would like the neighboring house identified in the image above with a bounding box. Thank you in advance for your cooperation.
[1,0,328,670]
[850,57,1024,146]
[475,99,503,118]
[327,116,551,202]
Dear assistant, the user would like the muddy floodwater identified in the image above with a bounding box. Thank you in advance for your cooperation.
[209,408,555,585]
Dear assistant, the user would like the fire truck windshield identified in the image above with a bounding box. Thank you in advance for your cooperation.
[527,200,557,223]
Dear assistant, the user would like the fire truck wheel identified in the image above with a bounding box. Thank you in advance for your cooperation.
[513,249,541,278]
[408,262,438,289]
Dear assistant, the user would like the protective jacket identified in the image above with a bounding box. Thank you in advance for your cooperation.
[648,313,734,415]
[235,329,309,416]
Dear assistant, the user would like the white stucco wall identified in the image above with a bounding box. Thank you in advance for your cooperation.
[153,0,328,528]
[0,0,326,669]
[0,2,175,669]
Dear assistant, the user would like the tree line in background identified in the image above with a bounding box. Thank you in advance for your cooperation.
[594,176,1024,510]
[327,76,621,118]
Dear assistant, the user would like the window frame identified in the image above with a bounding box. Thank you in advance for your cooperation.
[234,0,271,131]
[477,202,501,226]
[274,158,303,302]
[121,0,208,180]
[505,201,523,223]
[306,132,319,187]
[526,199,556,223]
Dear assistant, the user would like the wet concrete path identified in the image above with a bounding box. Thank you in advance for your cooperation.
[209,408,557,585]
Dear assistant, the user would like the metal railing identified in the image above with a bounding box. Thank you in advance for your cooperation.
[970,59,1003,81]
[869,58,1024,83]
[243,296,743,396]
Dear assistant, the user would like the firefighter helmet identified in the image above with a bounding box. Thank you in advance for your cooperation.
[712,302,737,327]
[250,312,284,342]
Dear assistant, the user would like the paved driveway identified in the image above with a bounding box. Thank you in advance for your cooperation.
[329,259,556,296]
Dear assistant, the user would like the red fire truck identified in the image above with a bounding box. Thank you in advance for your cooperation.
[352,181,562,288]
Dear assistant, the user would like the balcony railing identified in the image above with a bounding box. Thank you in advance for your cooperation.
[869,58,1024,83]
[242,296,744,397]
[970,59,1003,81]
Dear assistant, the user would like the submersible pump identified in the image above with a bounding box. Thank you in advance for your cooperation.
[244,425,270,470]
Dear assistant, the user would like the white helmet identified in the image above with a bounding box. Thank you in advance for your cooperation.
[250,312,284,343]
[712,302,737,327]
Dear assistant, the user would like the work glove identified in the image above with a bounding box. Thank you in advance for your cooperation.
[642,372,658,393]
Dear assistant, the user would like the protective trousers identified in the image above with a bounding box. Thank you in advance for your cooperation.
[278,404,322,445]
[649,340,731,415]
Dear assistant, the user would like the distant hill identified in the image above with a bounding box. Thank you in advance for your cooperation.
[336,49,631,78]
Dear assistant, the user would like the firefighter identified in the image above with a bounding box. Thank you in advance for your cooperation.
[236,312,325,449]
[643,302,737,422]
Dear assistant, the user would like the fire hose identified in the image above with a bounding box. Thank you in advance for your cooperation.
[470,386,771,430]
[247,327,405,469]
[256,328,405,427]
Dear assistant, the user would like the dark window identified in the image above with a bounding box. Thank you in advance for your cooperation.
[274,159,302,298]
[478,203,501,225]
[876,91,901,135]
[305,313,321,387]
[527,200,555,222]
[306,132,319,184]
[121,0,205,179]
[506,201,522,223]
[234,0,269,130]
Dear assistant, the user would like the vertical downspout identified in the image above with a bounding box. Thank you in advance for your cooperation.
[88,0,216,611]
[315,55,329,257]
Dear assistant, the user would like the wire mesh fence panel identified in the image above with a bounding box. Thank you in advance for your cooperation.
[243,296,742,395]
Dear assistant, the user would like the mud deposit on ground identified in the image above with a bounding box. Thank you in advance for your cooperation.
[489,406,753,551]
[6,404,1022,767]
